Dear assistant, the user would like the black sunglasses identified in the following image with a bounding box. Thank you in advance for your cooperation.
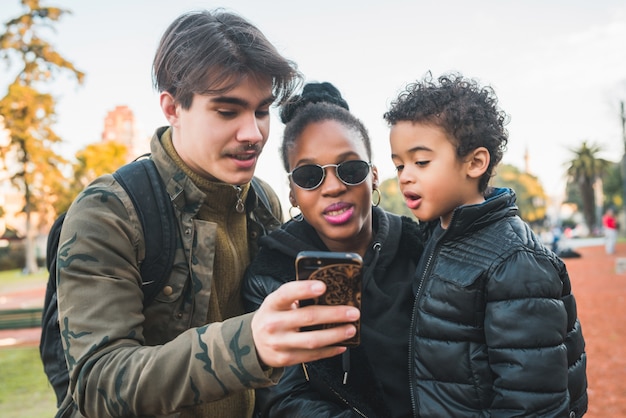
[288,160,372,190]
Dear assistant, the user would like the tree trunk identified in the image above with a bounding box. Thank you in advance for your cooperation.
[23,198,39,274]
[580,179,596,235]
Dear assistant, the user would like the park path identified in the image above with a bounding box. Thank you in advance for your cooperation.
[0,282,45,347]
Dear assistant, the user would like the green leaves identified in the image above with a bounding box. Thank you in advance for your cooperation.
[0,1,84,273]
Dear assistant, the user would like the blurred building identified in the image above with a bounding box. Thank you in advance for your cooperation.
[101,105,149,160]
[0,106,153,267]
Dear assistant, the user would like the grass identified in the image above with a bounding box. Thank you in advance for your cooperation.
[0,269,57,416]
[0,347,57,417]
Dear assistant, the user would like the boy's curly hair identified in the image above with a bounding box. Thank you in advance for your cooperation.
[384,73,509,193]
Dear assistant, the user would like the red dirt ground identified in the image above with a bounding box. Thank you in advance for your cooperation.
[566,243,626,417]
[0,243,625,416]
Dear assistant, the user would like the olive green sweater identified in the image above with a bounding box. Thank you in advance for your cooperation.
[163,130,254,418]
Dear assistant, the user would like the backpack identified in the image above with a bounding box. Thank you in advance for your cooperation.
[40,158,176,406]
[40,156,278,406]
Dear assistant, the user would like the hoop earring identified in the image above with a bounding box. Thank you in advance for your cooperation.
[289,205,303,222]
[372,189,381,207]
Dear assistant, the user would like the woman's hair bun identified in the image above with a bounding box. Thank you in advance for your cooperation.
[280,81,349,124]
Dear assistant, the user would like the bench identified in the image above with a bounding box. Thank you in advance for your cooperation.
[0,308,43,330]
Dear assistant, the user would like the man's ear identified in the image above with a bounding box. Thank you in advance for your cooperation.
[467,147,490,179]
[160,92,180,127]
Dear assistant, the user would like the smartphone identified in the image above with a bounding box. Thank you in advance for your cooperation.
[295,250,362,347]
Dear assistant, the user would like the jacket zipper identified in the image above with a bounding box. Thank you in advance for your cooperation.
[182,219,196,329]
[302,363,369,417]
[408,252,432,417]
[408,223,450,417]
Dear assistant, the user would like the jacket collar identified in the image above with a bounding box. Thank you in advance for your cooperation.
[150,126,206,215]
[444,187,518,238]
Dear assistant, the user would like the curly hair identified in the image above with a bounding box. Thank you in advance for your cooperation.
[384,73,509,193]
[280,82,371,172]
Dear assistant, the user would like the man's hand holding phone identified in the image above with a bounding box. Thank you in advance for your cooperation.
[251,279,360,368]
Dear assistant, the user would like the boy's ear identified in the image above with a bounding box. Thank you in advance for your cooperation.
[466,147,490,179]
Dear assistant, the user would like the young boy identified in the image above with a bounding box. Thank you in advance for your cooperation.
[385,73,588,417]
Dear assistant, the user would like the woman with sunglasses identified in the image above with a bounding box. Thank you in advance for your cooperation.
[243,82,424,417]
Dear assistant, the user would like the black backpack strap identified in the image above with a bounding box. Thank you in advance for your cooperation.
[40,212,69,406]
[250,177,272,211]
[250,177,282,232]
[113,158,176,306]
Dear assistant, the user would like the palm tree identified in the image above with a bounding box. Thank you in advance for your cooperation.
[565,141,609,234]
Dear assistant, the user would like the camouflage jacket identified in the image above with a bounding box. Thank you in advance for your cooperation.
[56,127,283,417]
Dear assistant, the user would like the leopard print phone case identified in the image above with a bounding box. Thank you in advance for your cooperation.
[296,251,362,347]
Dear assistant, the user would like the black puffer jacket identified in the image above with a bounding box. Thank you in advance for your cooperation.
[411,188,587,417]
[243,206,424,417]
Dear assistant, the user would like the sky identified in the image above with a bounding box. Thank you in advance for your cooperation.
[2,0,626,210]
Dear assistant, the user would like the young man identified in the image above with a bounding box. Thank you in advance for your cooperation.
[55,10,359,418]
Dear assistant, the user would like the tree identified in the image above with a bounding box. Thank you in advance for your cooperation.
[565,141,610,234]
[51,141,130,214]
[0,0,84,273]
[492,164,547,226]
[564,178,583,210]
[602,161,623,210]
[379,177,414,218]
